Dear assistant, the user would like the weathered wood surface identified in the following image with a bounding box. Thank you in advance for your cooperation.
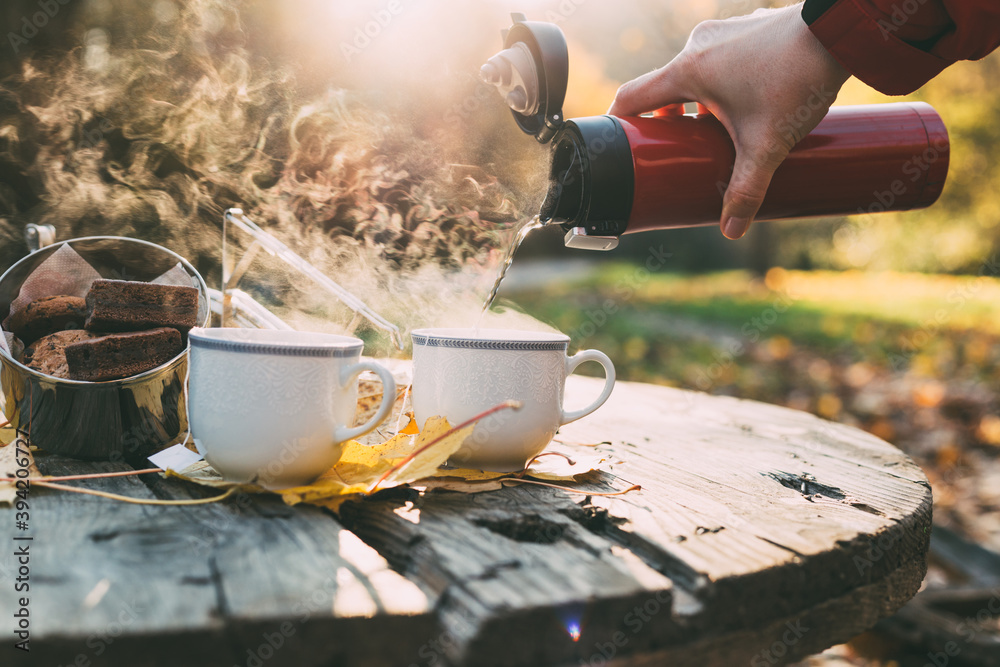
[0,378,932,666]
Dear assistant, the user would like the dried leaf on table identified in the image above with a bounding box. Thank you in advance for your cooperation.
[412,453,622,497]
[426,468,508,482]
[553,439,612,448]
[272,442,389,509]
[376,416,475,488]
[163,406,634,513]
[279,416,474,511]
[0,422,15,447]
[518,453,613,481]
[166,461,262,494]
[428,453,611,483]
[167,415,497,511]
[415,477,506,494]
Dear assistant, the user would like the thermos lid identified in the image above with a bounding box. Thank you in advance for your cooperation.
[480,13,568,144]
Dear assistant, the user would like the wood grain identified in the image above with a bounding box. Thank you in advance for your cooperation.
[0,457,437,667]
[0,378,932,666]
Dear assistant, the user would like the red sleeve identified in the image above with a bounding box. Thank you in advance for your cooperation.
[802,0,1000,95]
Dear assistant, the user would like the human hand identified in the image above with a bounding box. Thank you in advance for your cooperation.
[608,4,850,239]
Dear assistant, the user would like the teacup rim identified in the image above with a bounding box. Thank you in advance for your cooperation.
[189,327,364,357]
[411,327,569,350]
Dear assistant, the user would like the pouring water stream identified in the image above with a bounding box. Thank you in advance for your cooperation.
[476,214,544,330]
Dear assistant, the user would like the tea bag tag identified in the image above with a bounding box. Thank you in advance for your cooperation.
[149,444,203,472]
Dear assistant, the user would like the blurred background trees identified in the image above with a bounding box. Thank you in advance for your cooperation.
[2,0,997,276]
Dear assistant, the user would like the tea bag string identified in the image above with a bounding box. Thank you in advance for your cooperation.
[181,351,193,450]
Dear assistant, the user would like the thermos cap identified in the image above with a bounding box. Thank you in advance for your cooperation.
[483,14,634,243]
[482,13,569,144]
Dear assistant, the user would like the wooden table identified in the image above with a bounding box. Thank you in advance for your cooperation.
[0,378,932,667]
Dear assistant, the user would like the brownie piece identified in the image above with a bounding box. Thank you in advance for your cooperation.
[65,327,183,382]
[7,295,88,345]
[21,329,96,379]
[85,280,199,333]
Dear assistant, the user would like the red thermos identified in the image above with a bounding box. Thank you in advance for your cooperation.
[481,14,950,250]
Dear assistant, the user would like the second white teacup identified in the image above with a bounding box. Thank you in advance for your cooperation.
[187,328,396,489]
[411,328,615,472]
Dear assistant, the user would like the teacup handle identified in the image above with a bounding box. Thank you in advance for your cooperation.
[332,361,398,443]
[560,349,616,425]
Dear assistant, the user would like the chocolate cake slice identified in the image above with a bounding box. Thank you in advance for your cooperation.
[22,329,96,379]
[7,295,88,345]
[84,280,199,333]
[65,327,183,382]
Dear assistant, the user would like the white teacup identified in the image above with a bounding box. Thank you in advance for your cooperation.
[411,328,615,471]
[187,328,396,489]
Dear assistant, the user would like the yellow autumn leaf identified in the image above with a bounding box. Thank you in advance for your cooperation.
[160,403,633,511]
[373,415,475,489]
[1,420,15,447]
[168,415,478,507]
[276,415,473,506]
[6,401,632,509]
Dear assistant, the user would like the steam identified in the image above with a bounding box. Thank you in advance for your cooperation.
[0,0,556,355]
